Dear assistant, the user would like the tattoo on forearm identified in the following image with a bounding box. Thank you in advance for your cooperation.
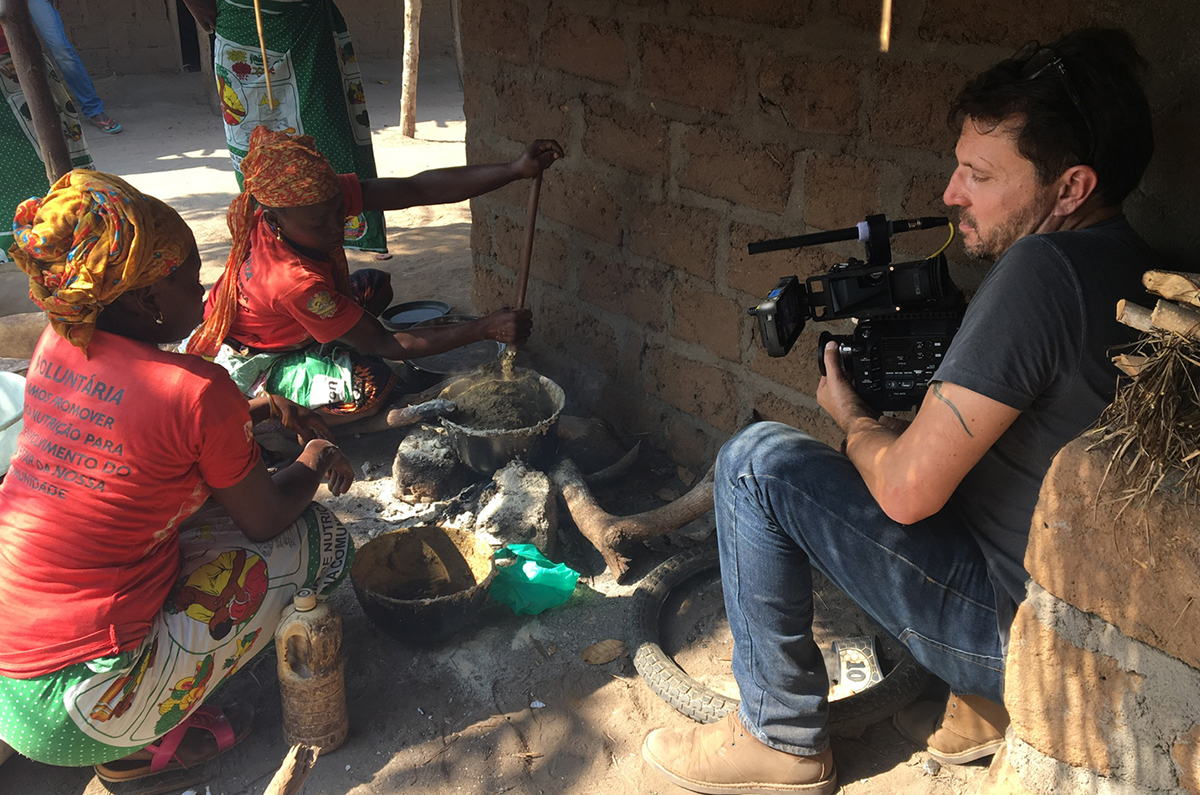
[932,383,973,437]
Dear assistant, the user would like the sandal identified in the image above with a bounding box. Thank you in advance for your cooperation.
[89,114,123,134]
[94,703,253,784]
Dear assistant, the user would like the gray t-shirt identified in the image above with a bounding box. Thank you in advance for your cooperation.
[935,215,1154,618]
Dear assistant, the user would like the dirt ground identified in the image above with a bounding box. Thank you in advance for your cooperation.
[0,59,989,795]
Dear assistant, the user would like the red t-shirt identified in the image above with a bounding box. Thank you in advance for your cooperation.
[205,174,367,350]
[0,328,260,678]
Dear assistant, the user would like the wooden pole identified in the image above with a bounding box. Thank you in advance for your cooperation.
[0,0,73,183]
[251,0,277,109]
[449,0,464,89]
[514,173,543,311]
[400,0,421,137]
[878,0,892,52]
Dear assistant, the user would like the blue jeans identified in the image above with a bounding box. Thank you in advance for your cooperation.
[716,422,1007,755]
[27,0,104,117]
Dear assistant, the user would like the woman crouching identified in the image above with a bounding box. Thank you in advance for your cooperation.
[0,171,355,784]
[186,126,555,422]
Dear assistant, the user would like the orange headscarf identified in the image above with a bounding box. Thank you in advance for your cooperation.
[9,170,192,355]
[186,125,345,357]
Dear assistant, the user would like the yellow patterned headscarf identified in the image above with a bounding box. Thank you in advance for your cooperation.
[9,170,192,354]
[186,126,344,357]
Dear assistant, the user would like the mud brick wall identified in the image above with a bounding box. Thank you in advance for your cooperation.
[979,438,1200,795]
[51,0,455,74]
[459,0,1199,472]
[329,0,456,61]
[54,0,180,75]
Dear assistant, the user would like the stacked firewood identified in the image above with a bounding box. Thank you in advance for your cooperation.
[1092,270,1200,506]
[1115,270,1200,374]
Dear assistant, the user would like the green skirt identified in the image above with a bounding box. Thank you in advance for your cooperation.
[213,0,386,252]
[0,50,94,259]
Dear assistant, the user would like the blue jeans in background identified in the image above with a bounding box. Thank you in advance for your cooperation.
[715,422,1007,756]
[27,0,104,118]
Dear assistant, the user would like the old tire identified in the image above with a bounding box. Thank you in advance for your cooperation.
[629,544,936,735]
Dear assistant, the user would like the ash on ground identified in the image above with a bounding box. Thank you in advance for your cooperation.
[325,419,713,590]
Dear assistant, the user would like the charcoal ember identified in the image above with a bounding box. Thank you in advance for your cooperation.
[391,424,475,504]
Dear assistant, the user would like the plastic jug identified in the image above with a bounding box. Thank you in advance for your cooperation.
[275,589,349,751]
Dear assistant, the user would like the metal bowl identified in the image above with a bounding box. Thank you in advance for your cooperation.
[379,300,451,331]
[350,524,496,645]
[439,369,565,475]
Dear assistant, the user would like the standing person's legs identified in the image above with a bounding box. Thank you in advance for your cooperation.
[717,423,1005,754]
[26,0,106,119]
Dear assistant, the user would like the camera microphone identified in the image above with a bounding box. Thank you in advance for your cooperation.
[749,216,948,255]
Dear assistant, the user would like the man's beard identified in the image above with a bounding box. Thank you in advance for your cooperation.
[958,203,1047,262]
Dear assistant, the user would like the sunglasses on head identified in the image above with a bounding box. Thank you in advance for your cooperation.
[1013,40,1096,167]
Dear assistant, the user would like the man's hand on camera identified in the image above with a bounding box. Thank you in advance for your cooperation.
[817,341,878,432]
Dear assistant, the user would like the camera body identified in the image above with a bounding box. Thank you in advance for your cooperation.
[748,214,964,412]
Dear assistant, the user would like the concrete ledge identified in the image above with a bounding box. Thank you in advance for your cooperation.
[1005,735,1164,795]
[1004,583,1200,793]
[1027,437,1200,669]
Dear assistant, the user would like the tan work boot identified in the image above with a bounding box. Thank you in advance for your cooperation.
[893,692,1009,764]
[642,711,837,794]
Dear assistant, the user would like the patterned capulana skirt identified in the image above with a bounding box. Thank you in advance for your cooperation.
[0,501,354,766]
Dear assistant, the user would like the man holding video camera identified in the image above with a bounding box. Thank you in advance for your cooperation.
[642,28,1157,795]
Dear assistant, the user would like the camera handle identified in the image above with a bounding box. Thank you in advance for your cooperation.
[817,331,854,377]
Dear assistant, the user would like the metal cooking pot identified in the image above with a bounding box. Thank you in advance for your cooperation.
[439,369,565,475]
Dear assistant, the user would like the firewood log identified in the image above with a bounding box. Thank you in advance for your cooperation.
[1116,299,1153,333]
[551,458,714,582]
[1143,270,1200,308]
[1150,299,1200,341]
[263,744,318,795]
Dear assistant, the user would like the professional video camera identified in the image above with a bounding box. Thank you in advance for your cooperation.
[748,214,964,412]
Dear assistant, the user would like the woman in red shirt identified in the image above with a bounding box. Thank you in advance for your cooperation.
[0,171,355,785]
[187,126,561,421]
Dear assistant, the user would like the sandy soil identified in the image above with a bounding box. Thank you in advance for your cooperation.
[0,59,990,795]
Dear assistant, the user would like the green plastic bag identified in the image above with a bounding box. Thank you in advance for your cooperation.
[264,346,357,409]
[490,544,580,615]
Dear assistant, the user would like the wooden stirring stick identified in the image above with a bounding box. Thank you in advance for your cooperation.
[253,0,278,109]
[500,172,543,376]
[514,172,544,311]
